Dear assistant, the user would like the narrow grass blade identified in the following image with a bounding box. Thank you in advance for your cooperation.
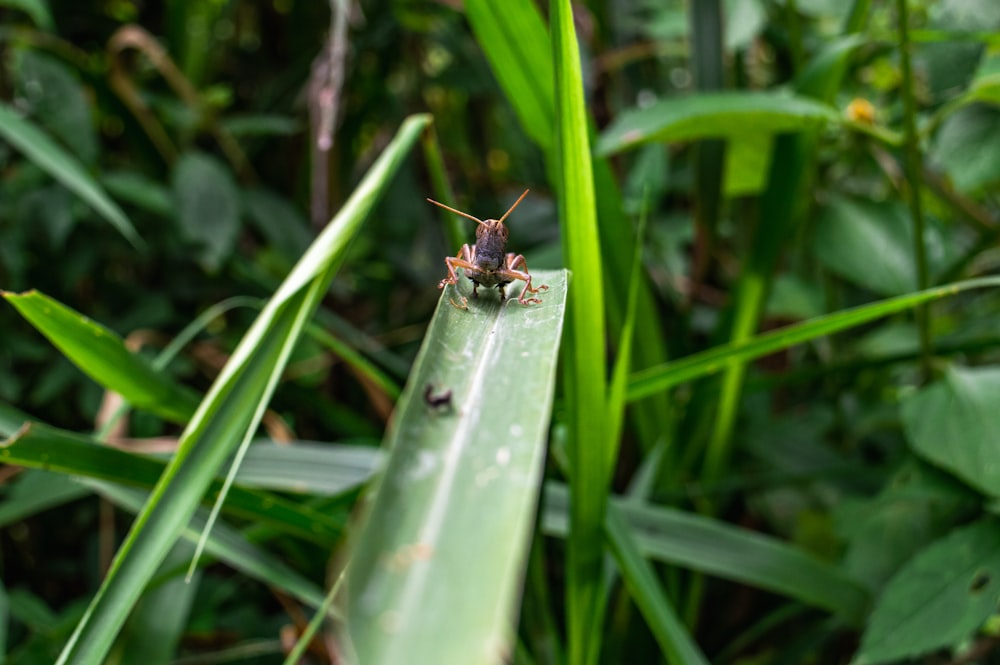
[605,505,710,665]
[3,290,201,423]
[344,270,567,665]
[0,422,346,544]
[53,114,429,665]
[628,276,1000,401]
[543,484,870,623]
[464,0,554,149]
[551,2,608,663]
[0,103,143,249]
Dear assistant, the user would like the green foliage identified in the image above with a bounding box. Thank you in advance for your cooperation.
[4,1,1000,664]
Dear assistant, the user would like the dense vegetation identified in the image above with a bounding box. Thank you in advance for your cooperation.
[3,0,1000,663]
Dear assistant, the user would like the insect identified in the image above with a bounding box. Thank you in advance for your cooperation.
[423,384,453,411]
[426,189,548,307]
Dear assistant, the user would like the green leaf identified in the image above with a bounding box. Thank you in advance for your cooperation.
[929,104,1000,194]
[605,506,710,665]
[344,270,567,664]
[551,2,608,663]
[595,92,838,157]
[0,0,54,30]
[53,113,430,665]
[813,197,918,296]
[543,485,870,623]
[14,49,98,165]
[853,519,1000,665]
[628,276,1000,401]
[0,104,143,249]
[465,0,554,150]
[3,290,201,423]
[0,422,346,544]
[902,366,1000,498]
[172,151,242,272]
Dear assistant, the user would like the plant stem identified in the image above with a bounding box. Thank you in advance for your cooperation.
[895,0,933,382]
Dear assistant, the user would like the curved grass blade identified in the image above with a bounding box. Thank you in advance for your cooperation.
[0,103,143,249]
[53,113,429,665]
[596,92,838,157]
[543,484,870,623]
[0,422,346,544]
[605,505,710,665]
[344,270,567,665]
[628,276,1000,401]
[3,290,201,423]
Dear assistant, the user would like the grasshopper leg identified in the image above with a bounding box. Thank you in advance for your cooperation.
[502,253,548,305]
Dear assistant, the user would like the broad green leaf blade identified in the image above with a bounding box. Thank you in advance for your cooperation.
[2,290,201,423]
[345,270,567,665]
[0,422,346,544]
[595,92,838,157]
[627,276,1000,401]
[543,485,870,622]
[54,113,430,665]
[0,103,143,249]
[902,366,1000,498]
[605,506,710,665]
[853,520,1000,665]
[551,2,608,663]
[813,198,919,296]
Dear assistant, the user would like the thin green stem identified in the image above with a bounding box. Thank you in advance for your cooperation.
[895,0,932,382]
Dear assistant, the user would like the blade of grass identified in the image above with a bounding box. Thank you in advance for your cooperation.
[551,2,608,663]
[53,113,429,665]
[0,103,143,249]
[627,276,1000,401]
[605,505,710,665]
[465,0,674,459]
[0,422,347,544]
[543,484,870,623]
[343,270,567,664]
[3,290,201,423]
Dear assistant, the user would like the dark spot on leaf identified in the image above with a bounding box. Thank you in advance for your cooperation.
[969,571,991,593]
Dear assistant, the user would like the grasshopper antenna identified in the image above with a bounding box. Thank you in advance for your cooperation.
[426,198,487,227]
[497,189,530,225]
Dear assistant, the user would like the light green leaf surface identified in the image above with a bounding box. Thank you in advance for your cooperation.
[345,270,567,665]
[595,92,838,157]
[3,290,201,424]
[902,366,1000,498]
[53,113,429,665]
[0,103,143,248]
[853,519,1000,665]
[628,276,1000,401]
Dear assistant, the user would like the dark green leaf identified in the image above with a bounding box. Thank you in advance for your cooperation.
[854,520,1000,665]
[172,152,242,272]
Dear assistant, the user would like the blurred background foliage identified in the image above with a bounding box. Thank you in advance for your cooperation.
[3,0,1000,663]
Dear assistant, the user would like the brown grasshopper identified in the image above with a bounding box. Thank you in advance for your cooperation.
[426,189,548,307]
